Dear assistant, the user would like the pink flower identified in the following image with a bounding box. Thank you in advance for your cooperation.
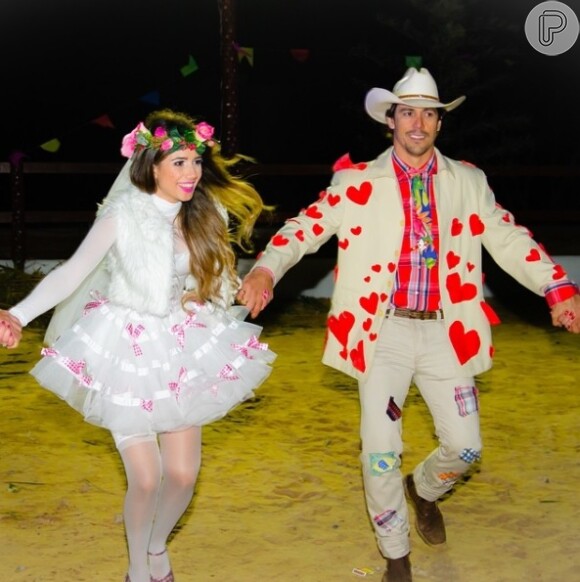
[120,122,148,158]
[154,127,167,138]
[195,122,214,142]
[160,139,174,151]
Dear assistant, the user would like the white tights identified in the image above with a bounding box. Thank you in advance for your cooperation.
[118,427,202,582]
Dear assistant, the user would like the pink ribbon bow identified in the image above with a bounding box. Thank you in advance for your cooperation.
[168,366,188,399]
[170,313,207,350]
[61,357,93,387]
[125,323,145,356]
[217,363,239,381]
[83,292,109,316]
[232,335,268,358]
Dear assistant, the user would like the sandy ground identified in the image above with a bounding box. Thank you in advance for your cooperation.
[1,297,579,582]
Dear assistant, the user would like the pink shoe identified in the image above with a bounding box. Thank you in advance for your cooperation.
[148,548,174,582]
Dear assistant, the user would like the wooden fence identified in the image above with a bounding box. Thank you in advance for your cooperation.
[2,161,580,270]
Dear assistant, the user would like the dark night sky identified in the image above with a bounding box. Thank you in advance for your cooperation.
[2,0,580,168]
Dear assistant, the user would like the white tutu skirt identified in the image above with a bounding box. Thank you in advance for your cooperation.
[30,295,276,434]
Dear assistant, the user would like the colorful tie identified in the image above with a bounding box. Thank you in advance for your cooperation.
[411,174,437,269]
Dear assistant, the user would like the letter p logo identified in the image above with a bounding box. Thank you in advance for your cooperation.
[539,10,567,46]
[525,1,579,55]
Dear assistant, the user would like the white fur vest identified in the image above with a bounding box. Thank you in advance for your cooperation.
[97,189,176,316]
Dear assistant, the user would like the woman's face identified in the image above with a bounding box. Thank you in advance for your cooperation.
[152,149,203,204]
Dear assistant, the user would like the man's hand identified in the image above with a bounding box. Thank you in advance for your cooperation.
[237,268,274,319]
[0,310,22,348]
[551,294,580,333]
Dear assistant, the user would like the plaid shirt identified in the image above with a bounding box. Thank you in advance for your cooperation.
[391,152,441,311]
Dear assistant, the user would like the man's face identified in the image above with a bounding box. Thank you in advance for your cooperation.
[387,105,442,167]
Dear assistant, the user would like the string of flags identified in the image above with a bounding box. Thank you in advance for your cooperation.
[11,50,421,161]
[31,53,202,157]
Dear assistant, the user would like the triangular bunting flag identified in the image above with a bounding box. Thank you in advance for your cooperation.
[40,138,61,153]
[8,150,28,165]
[180,55,199,77]
[140,91,161,105]
[236,46,254,66]
[290,49,310,62]
[405,55,422,69]
[92,114,115,129]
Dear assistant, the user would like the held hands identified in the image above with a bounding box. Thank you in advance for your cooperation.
[551,294,580,334]
[0,310,22,348]
[236,268,274,319]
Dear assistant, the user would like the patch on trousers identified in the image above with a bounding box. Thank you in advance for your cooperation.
[438,471,461,485]
[373,508,403,532]
[459,448,481,464]
[454,385,479,417]
[386,396,402,421]
[369,452,400,475]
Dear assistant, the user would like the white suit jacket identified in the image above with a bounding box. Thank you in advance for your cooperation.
[254,147,569,380]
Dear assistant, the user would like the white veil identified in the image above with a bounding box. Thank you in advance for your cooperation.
[44,160,133,344]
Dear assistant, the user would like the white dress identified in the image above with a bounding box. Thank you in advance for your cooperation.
[11,195,276,435]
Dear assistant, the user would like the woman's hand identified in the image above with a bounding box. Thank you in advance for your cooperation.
[0,310,22,348]
[236,268,274,319]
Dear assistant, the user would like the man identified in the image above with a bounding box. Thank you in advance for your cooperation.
[238,67,580,582]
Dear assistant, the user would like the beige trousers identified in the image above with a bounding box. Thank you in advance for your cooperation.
[358,313,482,559]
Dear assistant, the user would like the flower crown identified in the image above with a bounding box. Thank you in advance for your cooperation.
[121,121,215,158]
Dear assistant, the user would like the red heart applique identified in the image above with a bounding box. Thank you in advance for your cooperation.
[525,249,540,262]
[305,205,323,219]
[295,230,305,241]
[552,265,567,280]
[346,181,372,205]
[327,311,355,347]
[312,224,324,236]
[327,194,340,206]
[350,226,362,236]
[369,333,377,342]
[446,251,460,269]
[467,262,475,272]
[469,214,485,236]
[451,218,463,236]
[380,293,388,302]
[446,273,477,304]
[332,153,354,171]
[332,153,369,172]
[364,276,371,283]
[371,264,381,272]
[359,292,379,314]
[449,321,481,365]
[387,262,396,272]
[502,213,511,223]
[350,340,366,373]
[480,301,501,325]
[338,238,349,249]
[272,234,289,246]
[363,318,372,331]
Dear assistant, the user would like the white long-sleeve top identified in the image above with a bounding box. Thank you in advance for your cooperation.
[10,195,183,327]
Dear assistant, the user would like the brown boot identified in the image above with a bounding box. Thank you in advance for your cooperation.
[404,474,446,545]
[382,554,412,582]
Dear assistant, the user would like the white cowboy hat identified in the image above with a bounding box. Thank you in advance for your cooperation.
[365,67,466,124]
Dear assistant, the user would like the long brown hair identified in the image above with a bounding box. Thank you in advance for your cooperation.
[130,108,272,306]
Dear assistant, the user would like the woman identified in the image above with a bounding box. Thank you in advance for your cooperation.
[0,109,276,582]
